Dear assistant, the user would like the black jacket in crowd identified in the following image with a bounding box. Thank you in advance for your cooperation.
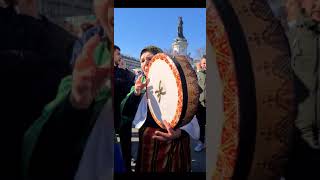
[114,65,135,131]
[0,6,76,179]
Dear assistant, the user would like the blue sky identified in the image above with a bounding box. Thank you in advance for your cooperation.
[114,8,206,60]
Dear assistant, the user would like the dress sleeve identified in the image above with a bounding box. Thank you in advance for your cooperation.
[179,117,200,140]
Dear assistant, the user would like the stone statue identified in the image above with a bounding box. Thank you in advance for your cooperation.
[178,16,184,39]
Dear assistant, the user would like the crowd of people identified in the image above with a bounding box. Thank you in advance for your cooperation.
[1,0,75,179]
[8,0,320,179]
[195,57,207,152]
[0,0,206,179]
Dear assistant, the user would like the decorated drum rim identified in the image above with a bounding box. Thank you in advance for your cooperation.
[211,0,258,179]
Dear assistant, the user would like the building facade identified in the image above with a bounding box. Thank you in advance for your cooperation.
[121,54,141,72]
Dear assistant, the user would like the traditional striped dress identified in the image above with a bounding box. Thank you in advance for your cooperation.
[121,83,192,172]
[135,125,191,172]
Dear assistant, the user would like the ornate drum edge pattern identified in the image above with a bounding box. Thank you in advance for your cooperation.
[207,0,240,179]
[146,53,183,129]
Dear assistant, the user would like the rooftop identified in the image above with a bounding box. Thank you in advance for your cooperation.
[121,54,139,61]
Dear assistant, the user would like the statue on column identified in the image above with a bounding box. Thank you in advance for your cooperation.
[178,16,185,39]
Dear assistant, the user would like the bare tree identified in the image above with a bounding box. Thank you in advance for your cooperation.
[196,47,206,59]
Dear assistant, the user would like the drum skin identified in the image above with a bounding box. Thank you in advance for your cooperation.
[146,53,200,129]
[207,0,296,180]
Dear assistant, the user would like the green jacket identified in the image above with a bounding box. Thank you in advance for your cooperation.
[288,15,320,149]
[197,70,206,107]
[119,76,146,127]
[22,42,112,179]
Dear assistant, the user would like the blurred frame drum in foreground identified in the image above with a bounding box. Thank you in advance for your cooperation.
[207,0,295,179]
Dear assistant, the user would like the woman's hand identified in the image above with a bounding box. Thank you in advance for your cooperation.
[134,75,147,96]
[70,34,111,109]
[153,120,182,142]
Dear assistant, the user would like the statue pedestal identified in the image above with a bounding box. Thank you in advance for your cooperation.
[172,37,188,56]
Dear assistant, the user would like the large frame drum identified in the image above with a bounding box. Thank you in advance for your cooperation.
[146,53,200,129]
[207,0,296,180]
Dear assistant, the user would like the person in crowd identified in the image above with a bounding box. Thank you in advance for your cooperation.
[285,0,320,179]
[114,45,135,172]
[194,56,206,152]
[119,59,136,83]
[0,0,75,179]
[118,58,126,69]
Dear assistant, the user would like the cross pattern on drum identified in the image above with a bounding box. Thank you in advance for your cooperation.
[155,80,166,103]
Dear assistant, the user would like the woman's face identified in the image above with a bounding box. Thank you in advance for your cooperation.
[140,51,154,74]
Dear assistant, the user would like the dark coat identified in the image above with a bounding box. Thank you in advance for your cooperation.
[0,6,75,179]
[114,66,135,131]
